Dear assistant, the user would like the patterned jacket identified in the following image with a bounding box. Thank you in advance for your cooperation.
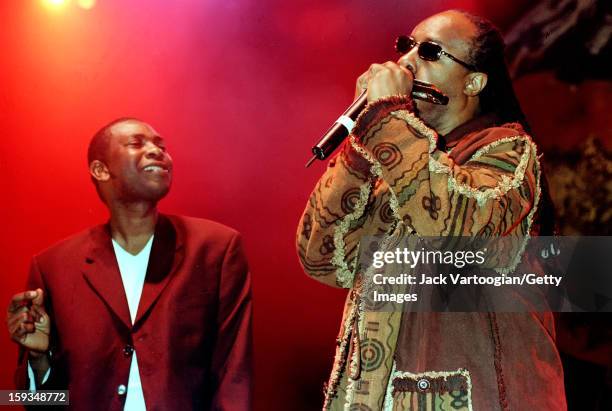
[296,96,566,410]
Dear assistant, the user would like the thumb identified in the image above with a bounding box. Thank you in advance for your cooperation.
[32,288,44,307]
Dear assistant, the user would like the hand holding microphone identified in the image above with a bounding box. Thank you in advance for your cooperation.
[356,61,415,103]
[306,62,447,167]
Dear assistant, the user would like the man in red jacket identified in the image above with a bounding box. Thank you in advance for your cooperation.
[7,118,252,410]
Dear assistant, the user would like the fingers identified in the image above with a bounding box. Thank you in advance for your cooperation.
[397,64,414,81]
[6,305,28,324]
[369,63,387,75]
[357,61,415,103]
[357,63,389,86]
[364,61,414,103]
[365,63,389,86]
[357,75,368,91]
[388,61,414,78]
[370,62,400,75]
[30,304,49,325]
[8,290,38,312]
[356,71,370,98]
[376,61,412,80]
[366,62,413,86]
[31,288,44,307]
[7,310,35,342]
[7,290,49,343]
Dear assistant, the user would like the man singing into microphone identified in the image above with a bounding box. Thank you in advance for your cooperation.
[296,10,565,410]
[7,118,252,410]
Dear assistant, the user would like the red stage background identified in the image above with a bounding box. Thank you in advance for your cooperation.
[2,1,590,410]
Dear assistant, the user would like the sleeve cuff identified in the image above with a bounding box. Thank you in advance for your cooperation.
[351,95,413,141]
[339,138,372,177]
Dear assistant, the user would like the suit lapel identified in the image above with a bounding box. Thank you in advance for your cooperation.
[80,215,184,330]
[134,214,184,326]
[81,223,133,329]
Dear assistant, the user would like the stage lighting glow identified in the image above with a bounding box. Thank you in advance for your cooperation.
[43,0,68,7]
[77,0,96,9]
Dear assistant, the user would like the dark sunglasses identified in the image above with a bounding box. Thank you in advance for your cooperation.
[395,35,477,71]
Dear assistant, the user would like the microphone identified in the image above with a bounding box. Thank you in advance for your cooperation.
[305,80,448,167]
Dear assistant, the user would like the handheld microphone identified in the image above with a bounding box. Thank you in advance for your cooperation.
[305,80,448,167]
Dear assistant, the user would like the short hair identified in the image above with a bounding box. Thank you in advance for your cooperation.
[87,117,141,166]
[87,117,141,202]
[453,10,531,132]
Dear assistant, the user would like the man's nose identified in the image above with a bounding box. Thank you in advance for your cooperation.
[397,50,417,76]
[144,142,164,159]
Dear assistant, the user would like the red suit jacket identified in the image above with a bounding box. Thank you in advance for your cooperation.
[15,214,252,410]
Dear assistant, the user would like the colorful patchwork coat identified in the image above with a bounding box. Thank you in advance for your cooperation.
[296,96,566,410]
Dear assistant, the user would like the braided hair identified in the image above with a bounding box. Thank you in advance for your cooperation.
[455,10,531,133]
[456,10,556,235]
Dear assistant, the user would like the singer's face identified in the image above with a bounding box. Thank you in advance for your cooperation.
[103,120,173,203]
[398,11,476,117]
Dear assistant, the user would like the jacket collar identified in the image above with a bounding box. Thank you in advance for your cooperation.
[437,112,501,152]
[80,214,185,330]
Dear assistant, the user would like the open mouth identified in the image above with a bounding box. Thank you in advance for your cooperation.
[142,164,169,174]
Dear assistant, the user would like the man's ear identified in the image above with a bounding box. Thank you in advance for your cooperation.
[464,72,488,96]
[89,160,110,183]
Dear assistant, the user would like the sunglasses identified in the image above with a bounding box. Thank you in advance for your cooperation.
[395,35,477,72]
